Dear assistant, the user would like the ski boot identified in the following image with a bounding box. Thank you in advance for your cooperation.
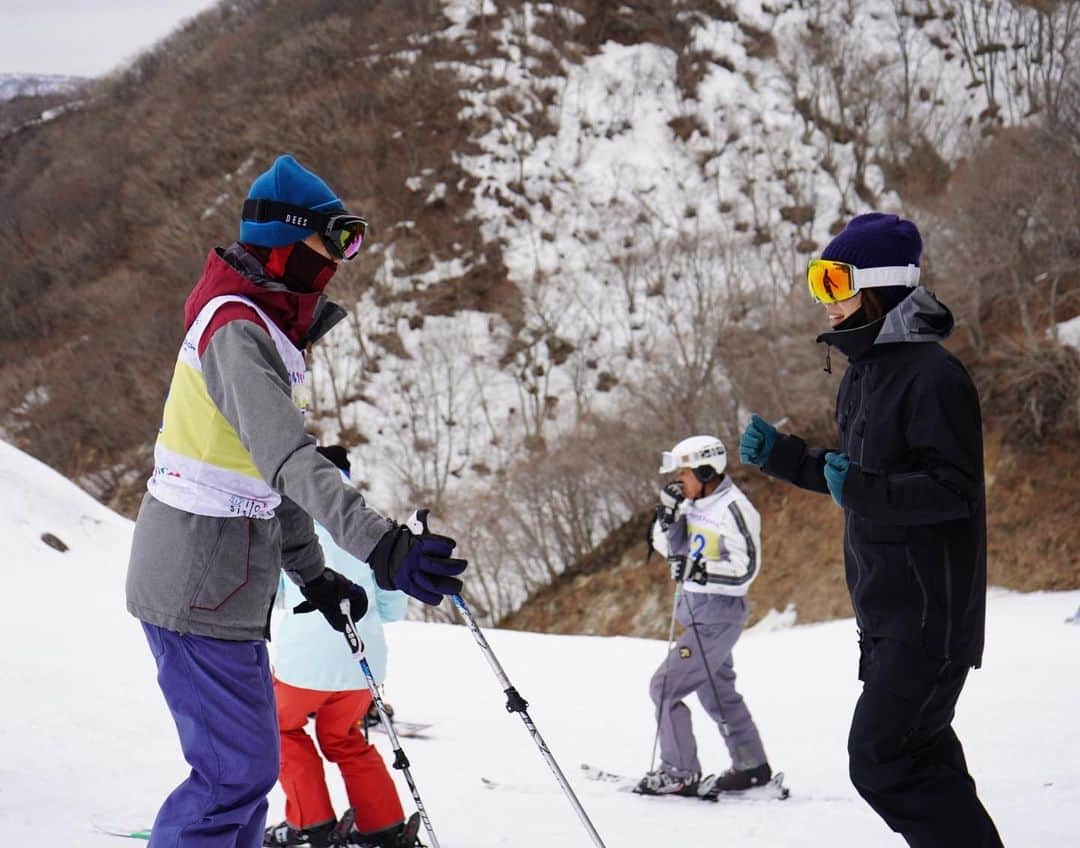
[366,700,394,724]
[333,809,422,847]
[697,763,772,798]
[263,818,337,847]
[360,699,395,736]
[633,769,700,797]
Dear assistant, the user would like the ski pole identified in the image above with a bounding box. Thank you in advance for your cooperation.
[649,583,681,772]
[449,593,608,848]
[340,600,441,848]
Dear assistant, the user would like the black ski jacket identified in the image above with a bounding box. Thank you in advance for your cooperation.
[762,288,987,667]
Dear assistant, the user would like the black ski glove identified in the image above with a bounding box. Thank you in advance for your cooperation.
[367,510,467,605]
[685,557,708,586]
[657,482,685,528]
[294,567,369,632]
[669,555,687,582]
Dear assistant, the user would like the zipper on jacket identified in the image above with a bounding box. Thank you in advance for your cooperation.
[943,543,953,659]
[840,367,865,609]
[908,550,929,630]
[853,365,868,466]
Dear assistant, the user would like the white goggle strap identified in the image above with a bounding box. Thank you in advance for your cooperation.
[852,264,920,290]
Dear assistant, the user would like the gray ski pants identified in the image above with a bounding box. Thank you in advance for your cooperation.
[649,617,767,778]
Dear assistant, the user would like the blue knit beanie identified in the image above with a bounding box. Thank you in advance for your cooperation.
[240,155,343,247]
[822,213,922,313]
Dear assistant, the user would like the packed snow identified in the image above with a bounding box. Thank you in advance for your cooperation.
[0,439,1077,846]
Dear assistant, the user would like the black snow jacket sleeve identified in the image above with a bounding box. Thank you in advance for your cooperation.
[761,432,832,494]
[842,356,981,525]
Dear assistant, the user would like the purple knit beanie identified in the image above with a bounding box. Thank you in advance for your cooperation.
[822,213,922,313]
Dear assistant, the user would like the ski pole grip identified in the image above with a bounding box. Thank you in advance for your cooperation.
[406,509,430,536]
[339,599,364,657]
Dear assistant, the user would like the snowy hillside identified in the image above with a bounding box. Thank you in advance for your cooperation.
[3,0,1074,631]
[0,73,85,101]
[297,0,1068,619]
[0,439,1077,846]
[324,0,983,500]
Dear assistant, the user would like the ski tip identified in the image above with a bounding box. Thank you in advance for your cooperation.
[90,820,152,840]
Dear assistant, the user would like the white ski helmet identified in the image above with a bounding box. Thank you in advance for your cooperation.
[659,435,727,482]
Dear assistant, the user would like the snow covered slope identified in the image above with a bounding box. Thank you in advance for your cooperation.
[0,439,1077,846]
[0,73,85,101]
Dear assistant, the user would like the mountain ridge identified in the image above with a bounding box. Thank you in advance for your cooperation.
[1,0,1076,627]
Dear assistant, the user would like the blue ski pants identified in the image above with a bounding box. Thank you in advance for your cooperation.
[142,622,280,848]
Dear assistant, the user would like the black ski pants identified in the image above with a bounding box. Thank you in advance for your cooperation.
[848,637,1003,848]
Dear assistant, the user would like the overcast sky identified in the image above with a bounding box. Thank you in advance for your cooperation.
[0,0,222,77]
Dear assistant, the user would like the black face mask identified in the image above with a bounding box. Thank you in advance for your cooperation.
[281,241,338,293]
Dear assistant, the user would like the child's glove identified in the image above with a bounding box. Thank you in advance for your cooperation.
[294,568,368,631]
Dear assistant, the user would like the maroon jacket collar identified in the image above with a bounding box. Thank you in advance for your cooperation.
[184,245,344,348]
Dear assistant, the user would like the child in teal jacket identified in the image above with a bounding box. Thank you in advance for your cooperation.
[265,446,416,848]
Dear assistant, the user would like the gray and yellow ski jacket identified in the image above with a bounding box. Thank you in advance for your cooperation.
[126,244,393,640]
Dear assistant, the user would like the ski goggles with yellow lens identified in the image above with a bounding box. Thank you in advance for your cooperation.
[242,199,368,260]
[806,259,920,304]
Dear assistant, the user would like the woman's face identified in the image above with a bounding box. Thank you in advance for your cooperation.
[824,291,863,328]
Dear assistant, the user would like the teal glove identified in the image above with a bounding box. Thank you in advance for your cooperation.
[739,414,779,466]
[824,452,851,506]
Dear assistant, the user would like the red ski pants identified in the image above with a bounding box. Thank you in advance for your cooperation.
[274,678,404,832]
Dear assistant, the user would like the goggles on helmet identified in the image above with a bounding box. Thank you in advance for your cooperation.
[806,259,920,304]
[659,442,726,474]
[242,199,368,260]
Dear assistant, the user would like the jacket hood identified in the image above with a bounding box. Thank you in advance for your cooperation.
[874,286,954,344]
[184,244,346,348]
[817,287,954,362]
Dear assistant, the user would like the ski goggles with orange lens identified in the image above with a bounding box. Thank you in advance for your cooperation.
[806,259,920,304]
[242,199,368,261]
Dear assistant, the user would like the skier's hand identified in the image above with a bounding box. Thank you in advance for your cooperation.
[647,510,671,559]
[668,555,687,582]
[685,557,707,586]
[294,567,368,631]
[824,452,852,506]
[739,414,779,467]
[368,510,467,605]
[657,482,685,527]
